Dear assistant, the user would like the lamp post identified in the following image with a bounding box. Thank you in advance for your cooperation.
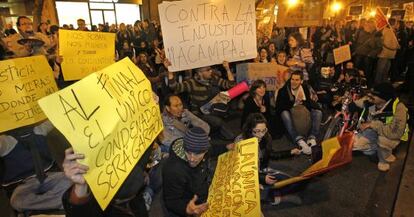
[331,1,343,19]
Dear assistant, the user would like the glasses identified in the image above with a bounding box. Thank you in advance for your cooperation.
[252,128,267,134]
[20,22,33,26]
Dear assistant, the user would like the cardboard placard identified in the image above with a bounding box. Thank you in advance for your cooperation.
[38,58,163,210]
[202,138,260,217]
[349,5,363,16]
[333,44,351,65]
[277,0,324,27]
[236,63,289,91]
[158,0,257,72]
[59,29,115,81]
[390,9,406,20]
[0,55,58,132]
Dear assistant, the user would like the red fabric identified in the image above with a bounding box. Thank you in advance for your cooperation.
[303,132,354,177]
[375,7,388,30]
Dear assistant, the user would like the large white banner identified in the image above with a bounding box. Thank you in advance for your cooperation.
[158,0,257,72]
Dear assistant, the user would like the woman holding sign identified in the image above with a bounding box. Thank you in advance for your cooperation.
[234,113,303,206]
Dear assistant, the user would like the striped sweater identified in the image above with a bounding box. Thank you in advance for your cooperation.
[169,74,236,111]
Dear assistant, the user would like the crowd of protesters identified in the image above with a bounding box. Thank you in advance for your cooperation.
[0,15,413,217]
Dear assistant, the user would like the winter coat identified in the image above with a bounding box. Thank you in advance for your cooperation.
[275,81,320,116]
[378,27,400,59]
[162,139,210,217]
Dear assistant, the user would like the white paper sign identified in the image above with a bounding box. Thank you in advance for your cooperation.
[158,0,257,72]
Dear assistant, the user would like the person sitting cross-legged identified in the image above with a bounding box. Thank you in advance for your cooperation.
[160,94,210,152]
[353,82,409,172]
[275,70,322,155]
[166,60,236,140]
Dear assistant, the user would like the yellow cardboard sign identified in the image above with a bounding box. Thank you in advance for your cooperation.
[59,29,115,81]
[333,44,351,65]
[38,58,163,210]
[0,55,58,132]
[202,138,261,217]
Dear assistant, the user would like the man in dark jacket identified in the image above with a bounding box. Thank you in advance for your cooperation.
[162,127,211,217]
[275,71,322,155]
[61,147,151,217]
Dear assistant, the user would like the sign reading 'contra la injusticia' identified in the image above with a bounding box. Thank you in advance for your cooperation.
[159,0,257,72]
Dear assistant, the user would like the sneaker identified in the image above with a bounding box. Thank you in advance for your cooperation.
[142,189,153,211]
[352,137,371,151]
[385,154,396,163]
[271,196,282,206]
[307,137,317,147]
[378,162,390,172]
[297,139,312,155]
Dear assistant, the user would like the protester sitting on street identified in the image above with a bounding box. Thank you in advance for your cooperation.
[160,94,210,151]
[162,127,211,217]
[234,113,302,205]
[353,82,409,172]
[61,147,152,216]
[313,66,335,106]
[241,80,271,128]
[0,121,72,213]
[167,60,236,140]
[275,71,322,154]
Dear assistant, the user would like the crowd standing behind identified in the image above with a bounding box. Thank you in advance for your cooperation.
[0,15,413,216]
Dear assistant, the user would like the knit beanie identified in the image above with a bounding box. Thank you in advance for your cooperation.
[183,127,210,154]
[370,82,395,101]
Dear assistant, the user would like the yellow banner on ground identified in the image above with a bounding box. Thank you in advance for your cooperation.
[0,55,58,132]
[202,138,261,217]
[38,58,163,210]
[59,29,115,81]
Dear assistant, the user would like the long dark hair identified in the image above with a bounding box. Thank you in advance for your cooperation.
[241,113,272,166]
[288,32,305,48]
[249,80,266,97]
[242,113,270,141]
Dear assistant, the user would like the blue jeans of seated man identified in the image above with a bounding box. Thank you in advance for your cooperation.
[355,129,392,163]
[281,109,322,142]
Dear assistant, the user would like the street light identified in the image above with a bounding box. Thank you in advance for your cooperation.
[331,2,342,13]
[287,0,299,8]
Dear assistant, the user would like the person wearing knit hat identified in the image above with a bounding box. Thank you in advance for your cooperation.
[353,82,409,172]
[368,82,396,102]
[162,126,212,217]
[183,127,210,167]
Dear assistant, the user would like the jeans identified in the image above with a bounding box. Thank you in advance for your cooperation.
[281,109,322,142]
[355,129,393,163]
[375,58,391,85]
[10,172,72,212]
